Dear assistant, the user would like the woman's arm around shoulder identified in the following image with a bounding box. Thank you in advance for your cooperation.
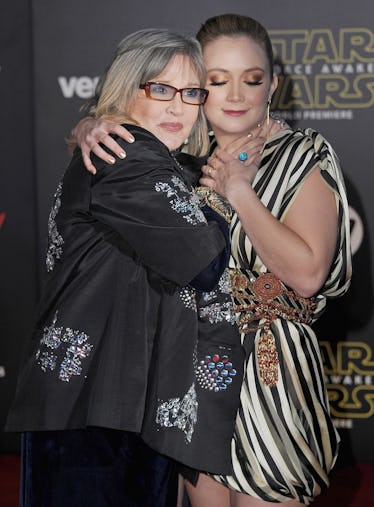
[68,117,136,174]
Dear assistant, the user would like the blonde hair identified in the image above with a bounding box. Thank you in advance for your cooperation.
[89,28,209,157]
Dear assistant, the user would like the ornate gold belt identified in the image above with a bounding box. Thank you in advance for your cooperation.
[230,269,316,387]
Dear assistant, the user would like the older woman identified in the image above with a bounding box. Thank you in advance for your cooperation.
[69,14,352,507]
[6,28,246,507]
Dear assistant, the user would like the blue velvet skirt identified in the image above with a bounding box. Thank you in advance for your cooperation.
[20,428,179,507]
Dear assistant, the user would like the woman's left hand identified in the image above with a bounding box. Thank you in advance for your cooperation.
[200,135,265,200]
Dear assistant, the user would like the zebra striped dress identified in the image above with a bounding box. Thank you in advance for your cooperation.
[212,128,352,504]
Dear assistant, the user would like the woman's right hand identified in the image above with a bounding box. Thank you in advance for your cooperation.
[69,117,135,174]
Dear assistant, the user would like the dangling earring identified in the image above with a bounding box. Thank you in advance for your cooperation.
[267,98,271,128]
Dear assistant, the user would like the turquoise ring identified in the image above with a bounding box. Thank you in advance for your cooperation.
[238,152,248,162]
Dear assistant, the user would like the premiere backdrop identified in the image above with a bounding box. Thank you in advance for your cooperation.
[1,0,373,464]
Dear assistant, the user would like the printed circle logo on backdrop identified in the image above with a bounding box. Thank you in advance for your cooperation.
[349,206,364,255]
[0,213,6,229]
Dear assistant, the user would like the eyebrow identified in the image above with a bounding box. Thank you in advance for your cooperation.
[206,67,265,73]
[153,80,202,87]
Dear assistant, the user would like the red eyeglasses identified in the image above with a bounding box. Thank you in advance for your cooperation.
[139,82,209,105]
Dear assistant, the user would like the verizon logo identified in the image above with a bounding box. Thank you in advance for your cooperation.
[58,76,99,98]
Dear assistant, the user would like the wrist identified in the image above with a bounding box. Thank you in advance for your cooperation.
[226,180,255,211]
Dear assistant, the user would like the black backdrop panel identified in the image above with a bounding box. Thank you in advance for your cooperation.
[0,0,37,452]
[1,0,373,462]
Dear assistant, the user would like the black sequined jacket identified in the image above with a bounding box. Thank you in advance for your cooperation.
[7,125,243,475]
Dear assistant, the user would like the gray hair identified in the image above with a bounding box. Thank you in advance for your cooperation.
[90,28,209,156]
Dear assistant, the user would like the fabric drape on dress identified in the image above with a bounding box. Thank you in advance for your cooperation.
[213,128,352,505]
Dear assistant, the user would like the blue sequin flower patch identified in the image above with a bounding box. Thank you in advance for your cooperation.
[36,311,93,382]
[196,354,237,392]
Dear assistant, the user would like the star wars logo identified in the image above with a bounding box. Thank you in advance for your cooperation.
[269,28,374,117]
[321,340,374,424]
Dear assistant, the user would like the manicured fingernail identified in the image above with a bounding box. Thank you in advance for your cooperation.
[128,136,135,143]
[119,151,126,159]
[108,157,115,164]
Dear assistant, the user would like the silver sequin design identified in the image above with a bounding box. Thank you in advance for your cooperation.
[200,269,233,304]
[218,269,233,294]
[199,270,236,325]
[155,176,206,225]
[179,286,197,312]
[156,383,197,443]
[46,181,64,272]
[198,301,236,325]
[36,311,93,382]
